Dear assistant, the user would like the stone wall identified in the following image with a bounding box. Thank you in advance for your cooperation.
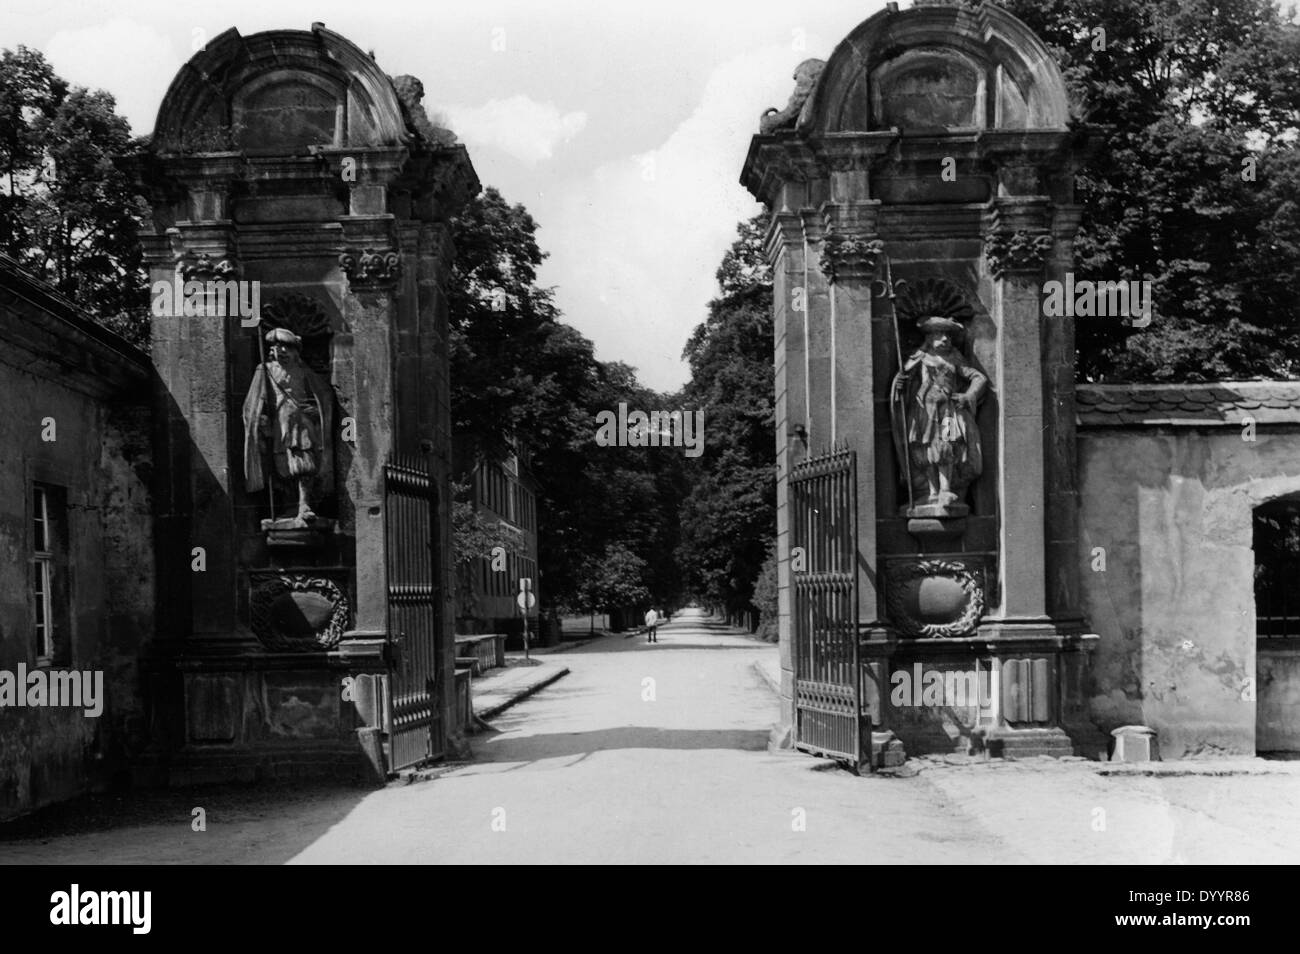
[1077,383,1300,757]
[0,256,153,820]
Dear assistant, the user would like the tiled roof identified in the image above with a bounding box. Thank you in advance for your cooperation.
[0,252,148,366]
[1076,382,1300,427]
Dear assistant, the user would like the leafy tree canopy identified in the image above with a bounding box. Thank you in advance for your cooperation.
[676,213,776,621]
[1000,0,1300,381]
[448,187,686,610]
[0,46,148,345]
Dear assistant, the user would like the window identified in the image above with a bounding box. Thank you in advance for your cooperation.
[31,483,68,666]
[34,487,54,662]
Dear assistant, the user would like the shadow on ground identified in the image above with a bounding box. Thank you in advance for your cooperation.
[591,641,775,652]
[0,778,377,864]
[469,725,772,764]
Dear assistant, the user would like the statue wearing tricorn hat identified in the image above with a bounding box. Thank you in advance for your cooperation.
[242,325,335,528]
[889,281,988,519]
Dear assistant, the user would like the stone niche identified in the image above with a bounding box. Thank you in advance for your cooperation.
[744,1,1100,765]
[135,23,478,785]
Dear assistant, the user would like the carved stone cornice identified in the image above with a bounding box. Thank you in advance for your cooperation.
[984,229,1052,278]
[175,251,239,281]
[740,138,821,205]
[819,229,884,284]
[161,222,240,275]
[811,134,897,177]
[339,247,402,287]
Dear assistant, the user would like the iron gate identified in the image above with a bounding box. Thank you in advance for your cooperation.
[384,453,445,771]
[790,443,867,769]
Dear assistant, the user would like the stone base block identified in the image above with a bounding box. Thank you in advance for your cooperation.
[356,726,387,782]
[906,516,967,540]
[978,726,1075,759]
[873,730,907,768]
[1110,724,1158,762]
[768,721,793,751]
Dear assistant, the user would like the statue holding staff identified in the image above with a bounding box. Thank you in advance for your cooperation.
[242,327,334,525]
[890,315,987,517]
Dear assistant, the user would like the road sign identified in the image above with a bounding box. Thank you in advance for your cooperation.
[516,591,536,611]
[519,577,532,592]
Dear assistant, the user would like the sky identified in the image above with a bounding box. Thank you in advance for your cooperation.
[1,0,888,392]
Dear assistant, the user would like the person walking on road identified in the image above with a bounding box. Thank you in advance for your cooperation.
[644,607,659,643]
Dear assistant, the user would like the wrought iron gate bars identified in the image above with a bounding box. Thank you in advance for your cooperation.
[789,442,866,769]
[384,453,445,770]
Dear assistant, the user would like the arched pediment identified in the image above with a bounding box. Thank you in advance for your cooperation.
[801,2,1069,135]
[152,25,410,154]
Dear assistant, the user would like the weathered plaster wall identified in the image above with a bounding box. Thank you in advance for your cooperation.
[0,270,153,820]
[1078,419,1300,757]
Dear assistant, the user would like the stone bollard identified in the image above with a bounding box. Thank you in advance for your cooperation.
[1110,724,1158,762]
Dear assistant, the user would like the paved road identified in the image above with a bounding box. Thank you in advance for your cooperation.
[288,609,1008,864]
[4,608,1299,864]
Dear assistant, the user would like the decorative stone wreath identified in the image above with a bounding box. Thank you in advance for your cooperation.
[885,558,985,638]
[249,575,349,652]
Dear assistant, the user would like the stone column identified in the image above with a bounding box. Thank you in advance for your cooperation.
[820,191,883,625]
[1045,205,1085,620]
[983,204,1054,621]
[148,158,245,643]
[337,237,402,638]
[768,205,808,743]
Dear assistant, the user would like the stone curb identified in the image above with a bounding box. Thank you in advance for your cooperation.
[752,659,781,696]
[904,754,1300,776]
[1094,761,1300,777]
[474,665,571,721]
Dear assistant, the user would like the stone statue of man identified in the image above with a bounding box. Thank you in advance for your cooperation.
[242,327,333,523]
[890,315,988,517]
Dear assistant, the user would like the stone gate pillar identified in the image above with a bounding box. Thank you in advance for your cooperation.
[745,1,1098,762]
[137,23,477,782]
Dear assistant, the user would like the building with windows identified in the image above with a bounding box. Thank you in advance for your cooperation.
[457,443,541,644]
[0,254,154,820]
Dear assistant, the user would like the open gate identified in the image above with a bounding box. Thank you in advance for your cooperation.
[790,443,867,770]
[384,453,445,771]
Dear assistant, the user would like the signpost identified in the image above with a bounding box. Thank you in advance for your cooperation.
[516,577,535,660]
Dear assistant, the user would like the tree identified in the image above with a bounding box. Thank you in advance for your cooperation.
[1000,0,1300,381]
[0,46,148,345]
[577,543,652,619]
[751,544,779,642]
[675,213,776,625]
[448,187,687,613]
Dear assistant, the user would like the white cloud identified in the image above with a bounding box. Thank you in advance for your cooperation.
[444,95,588,163]
[541,44,798,393]
[44,18,181,136]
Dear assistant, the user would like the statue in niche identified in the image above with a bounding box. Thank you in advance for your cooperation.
[890,314,987,518]
[242,327,334,527]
